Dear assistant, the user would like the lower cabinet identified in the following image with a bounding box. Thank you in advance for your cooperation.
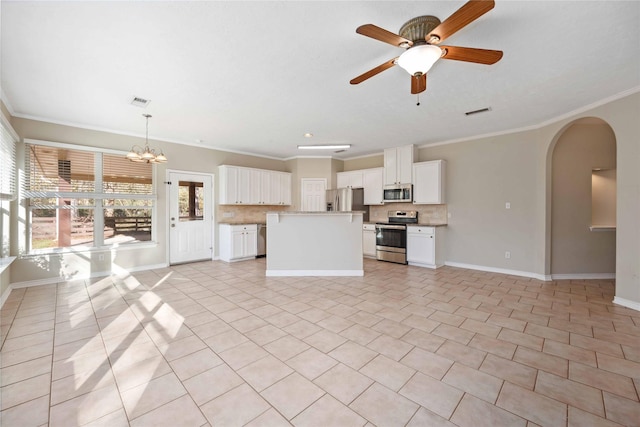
[363,224,376,258]
[219,224,258,262]
[406,226,444,268]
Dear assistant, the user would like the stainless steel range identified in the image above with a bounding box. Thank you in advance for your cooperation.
[375,211,418,264]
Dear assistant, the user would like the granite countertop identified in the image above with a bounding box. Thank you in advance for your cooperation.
[364,221,447,226]
[267,211,367,215]
[218,221,266,225]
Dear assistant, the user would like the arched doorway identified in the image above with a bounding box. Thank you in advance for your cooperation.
[548,117,617,278]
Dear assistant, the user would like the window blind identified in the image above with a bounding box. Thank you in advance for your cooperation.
[0,121,17,201]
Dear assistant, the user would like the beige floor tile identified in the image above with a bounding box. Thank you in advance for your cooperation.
[328,341,377,370]
[360,354,415,392]
[339,324,381,346]
[535,370,605,416]
[183,364,244,405]
[303,329,347,353]
[480,353,537,390]
[525,322,570,343]
[0,394,50,427]
[157,334,207,362]
[316,314,355,333]
[460,318,502,338]
[543,339,597,367]
[52,347,108,381]
[201,384,270,425]
[569,361,638,401]
[129,394,206,427]
[596,352,640,378]
[443,363,503,403]
[49,384,123,427]
[264,335,310,361]
[265,311,300,328]
[451,393,527,427]
[0,372,50,411]
[567,406,623,427]
[496,382,567,427]
[292,394,367,427]
[400,347,453,380]
[202,329,248,353]
[244,324,288,346]
[350,382,419,427]
[486,313,527,332]
[603,391,640,426]
[112,354,173,392]
[262,372,325,420]
[570,333,624,358]
[436,340,487,369]
[514,346,569,378]
[406,407,456,427]
[371,319,412,339]
[283,319,322,339]
[399,371,463,419]
[367,334,414,361]
[121,372,186,420]
[238,355,294,391]
[244,408,291,427]
[287,347,337,380]
[314,363,373,405]
[401,328,446,352]
[468,333,517,359]
[0,355,52,386]
[169,348,223,382]
[497,328,544,351]
[190,319,233,340]
[219,340,268,370]
[50,362,116,405]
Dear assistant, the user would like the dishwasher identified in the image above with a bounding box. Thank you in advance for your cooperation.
[257,224,267,257]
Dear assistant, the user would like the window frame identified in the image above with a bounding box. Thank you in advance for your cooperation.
[23,138,158,254]
[0,113,18,201]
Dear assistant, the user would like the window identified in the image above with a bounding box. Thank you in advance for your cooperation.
[25,141,156,251]
[0,117,17,201]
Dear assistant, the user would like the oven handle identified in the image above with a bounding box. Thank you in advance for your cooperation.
[375,224,407,230]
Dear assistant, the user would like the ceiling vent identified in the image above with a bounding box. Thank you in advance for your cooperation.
[130,96,151,108]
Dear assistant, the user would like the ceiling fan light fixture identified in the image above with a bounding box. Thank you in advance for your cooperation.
[397,44,442,77]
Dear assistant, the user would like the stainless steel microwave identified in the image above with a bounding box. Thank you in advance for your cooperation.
[383,184,412,203]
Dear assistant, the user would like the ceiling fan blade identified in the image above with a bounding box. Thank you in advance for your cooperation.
[350,58,398,85]
[440,46,503,64]
[426,0,495,44]
[411,74,427,94]
[357,24,413,48]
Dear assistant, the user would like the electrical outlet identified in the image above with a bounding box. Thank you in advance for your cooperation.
[98,254,104,261]
[223,212,234,218]
[505,251,511,259]
[505,202,511,209]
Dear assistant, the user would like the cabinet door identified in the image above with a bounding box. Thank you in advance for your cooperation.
[236,168,253,204]
[261,170,275,204]
[383,147,398,185]
[337,172,349,189]
[363,168,384,205]
[219,166,239,204]
[244,229,258,257]
[413,160,444,204]
[362,230,376,257]
[397,145,414,184]
[247,169,262,204]
[231,229,245,259]
[281,173,292,205]
[406,228,435,265]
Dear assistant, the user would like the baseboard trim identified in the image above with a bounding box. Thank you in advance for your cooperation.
[444,261,550,281]
[0,285,13,308]
[613,296,640,312]
[9,262,169,290]
[266,269,364,277]
[551,273,616,280]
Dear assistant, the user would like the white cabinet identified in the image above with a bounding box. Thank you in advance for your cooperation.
[362,223,376,258]
[337,170,364,189]
[413,160,446,204]
[406,225,444,268]
[219,165,291,205]
[384,145,415,185]
[363,168,384,205]
[219,224,257,262]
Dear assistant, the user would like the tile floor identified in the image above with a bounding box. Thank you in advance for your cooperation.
[1,258,639,427]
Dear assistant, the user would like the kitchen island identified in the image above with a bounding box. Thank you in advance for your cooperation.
[266,211,364,276]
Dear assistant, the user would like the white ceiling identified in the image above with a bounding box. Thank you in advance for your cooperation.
[2,1,639,160]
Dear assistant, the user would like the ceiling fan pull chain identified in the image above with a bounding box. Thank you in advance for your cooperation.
[416,93,420,106]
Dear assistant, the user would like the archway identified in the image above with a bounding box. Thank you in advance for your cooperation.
[548,117,617,278]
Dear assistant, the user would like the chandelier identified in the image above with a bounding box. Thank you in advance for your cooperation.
[126,114,167,163]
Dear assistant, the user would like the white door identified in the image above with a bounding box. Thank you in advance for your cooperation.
[169,171,213,264]
[301,178,326,211]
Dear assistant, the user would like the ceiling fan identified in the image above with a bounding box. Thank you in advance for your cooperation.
[350,0,503,95]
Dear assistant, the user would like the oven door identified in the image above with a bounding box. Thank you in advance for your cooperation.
[375,224,407,264]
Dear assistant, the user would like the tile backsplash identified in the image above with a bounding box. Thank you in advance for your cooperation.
[217,205,289,224]
[369,203,447,224]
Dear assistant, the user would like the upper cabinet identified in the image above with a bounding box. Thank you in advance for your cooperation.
[413,160,446,204]
[337,170,364,189]
[219,165,291,205]
[363,168,384,205]
[384,144,415,185]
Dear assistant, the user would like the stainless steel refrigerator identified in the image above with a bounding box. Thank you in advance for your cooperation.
[326,187,369,222]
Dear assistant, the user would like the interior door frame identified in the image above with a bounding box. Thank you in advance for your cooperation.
[165,169,216,265]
